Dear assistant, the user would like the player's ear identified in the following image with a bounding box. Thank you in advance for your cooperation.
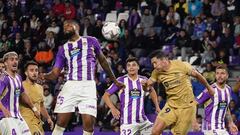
[24,71,27,76]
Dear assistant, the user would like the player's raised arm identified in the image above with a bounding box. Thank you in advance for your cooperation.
[97,52,124,88]
[191,69,214,96]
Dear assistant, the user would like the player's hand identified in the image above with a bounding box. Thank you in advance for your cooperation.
[229,122,238,135]
[141,80,149,91]
[114,81,125,89]
[2,108,11,118]
[192,119,200,132]
[155,106,161,114]
[110,107,120,120]
[47,118,54,130]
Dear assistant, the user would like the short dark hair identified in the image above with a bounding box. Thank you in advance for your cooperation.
[24,61,38,71]
[126,57,139,66]
[215,65,228,73]
[0,58,3,63]
[148,50,167,59]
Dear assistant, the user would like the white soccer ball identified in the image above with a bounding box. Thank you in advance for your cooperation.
[102,22,120,41]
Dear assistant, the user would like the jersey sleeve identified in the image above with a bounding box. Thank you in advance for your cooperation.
[182,61,193,75]
[106,77,122,94]
[196,89,211,104]
[53,46,65,70]
[150,70,158,82]
[90,37,101,55]
[0,75,9,95]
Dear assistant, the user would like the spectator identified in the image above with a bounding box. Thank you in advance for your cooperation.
[212,49,229,67]
[43,84,54,113]
[21,21,31,39]
[202,0,212,17]
[140,8,154,35]
[52,0,64,16]
[174,0,188,25]
[46,20,60,35]
[63,0,76,20]
[166,6,181,28]
[11,32,24,54]
[127,8,141,33]
[153,9,167,35]
[1,21,10,36]
[30,14,39,30]
[151,0,167,16]
[34,41,54,66]
[234,16,240,37]
[211,0,225,19]
[80,17,94,36]
[175,29,191,61]
[188,0,202,17]
[45,31,57,51]
[118,19,128,39]
[219,27,235,51]
[85,9,95,25]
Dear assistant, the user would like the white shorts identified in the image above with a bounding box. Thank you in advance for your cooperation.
[120,120,153,135]
[203,129,229,135]
[54,80,97,117]
[0,117,31,135]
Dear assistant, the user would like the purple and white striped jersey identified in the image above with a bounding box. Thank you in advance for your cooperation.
[107,75,149,125]
[0,72,24,119]
[196,83,231,130]
[54,36,101,81]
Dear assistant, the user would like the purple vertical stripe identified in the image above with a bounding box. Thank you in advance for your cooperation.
[120,92,125,125]
[215,89,221,129]
[77,40,82,80]
[221,89,228,129]
[136,79,141,123]
[87,41,91,80]
[68,43,73,80]
[127,78,133,124]
[11,77,17,118]
[15,77,22,119]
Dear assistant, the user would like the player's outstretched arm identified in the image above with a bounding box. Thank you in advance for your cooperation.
[102,92,120,120]
[226,108,238,135]
[191,69,215,96]
[149,87,161,113]
[40,102,54,130]
[20,92,40,119]
[43,67,61,81]
[97,52,124,88]
[0,101,11,117]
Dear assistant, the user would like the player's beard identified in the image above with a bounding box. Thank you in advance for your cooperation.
[64,31,75,40]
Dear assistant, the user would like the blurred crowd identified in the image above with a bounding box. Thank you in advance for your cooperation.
[0,0,240,132]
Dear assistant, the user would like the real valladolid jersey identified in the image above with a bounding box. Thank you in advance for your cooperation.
[107,75,149,125]
[54,36,101,81]
[196,83,232,130]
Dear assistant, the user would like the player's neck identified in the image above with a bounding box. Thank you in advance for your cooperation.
[163,60,171,71]
[128,74,138,81]
[69,34,80,42]
[26,78,35,85]
[216,82,226,89]
[6,70,16,78]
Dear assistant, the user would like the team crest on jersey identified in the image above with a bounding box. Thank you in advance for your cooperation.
[15,88,21,97]
[129,88,141,99]
[218,101,227,109]
[70,47,80,57]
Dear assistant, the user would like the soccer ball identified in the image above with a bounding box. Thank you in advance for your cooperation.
[102,22,120,41]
